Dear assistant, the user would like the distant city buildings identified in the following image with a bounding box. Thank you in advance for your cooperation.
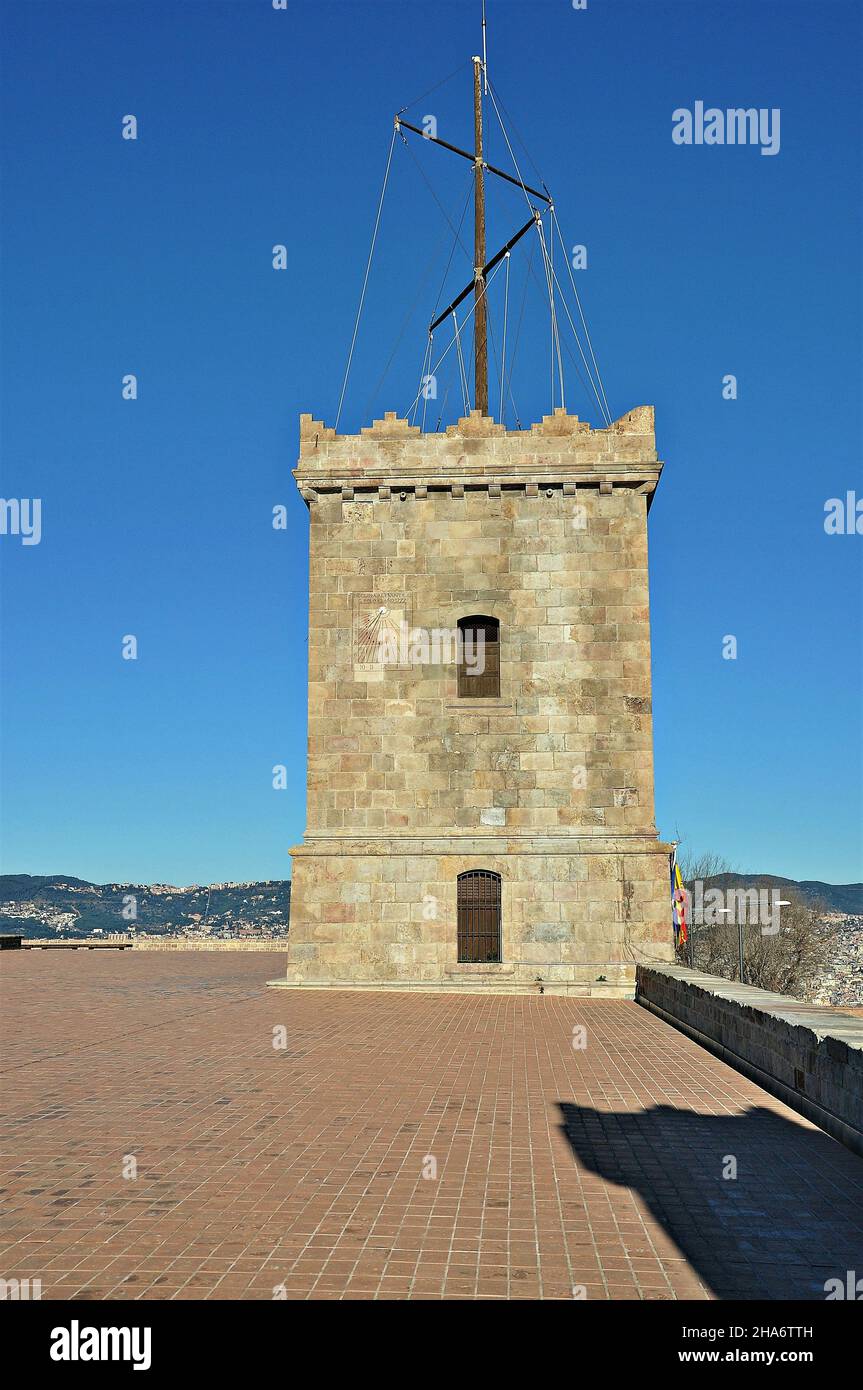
[0,879,291,943]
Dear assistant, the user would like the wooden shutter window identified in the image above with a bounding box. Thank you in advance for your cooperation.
[457,616,500,698]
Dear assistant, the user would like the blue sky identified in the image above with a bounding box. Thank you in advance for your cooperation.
[1,0,860,886]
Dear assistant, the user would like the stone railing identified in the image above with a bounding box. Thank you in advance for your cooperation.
[636,964,863,1157]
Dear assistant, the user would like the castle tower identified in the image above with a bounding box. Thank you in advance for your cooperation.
[274,403,674,996]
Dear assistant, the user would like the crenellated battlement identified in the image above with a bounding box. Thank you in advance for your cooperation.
[295,406,663,504]
[299,404,655,449]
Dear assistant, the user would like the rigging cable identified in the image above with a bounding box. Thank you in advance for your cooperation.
[551,207,613,424]
[409,335,428,426]
[486,77,613,425]
[503,231,536,428]
[499,250,510,426]
[535,216,566,413]
[484,281,522,431]
[453,312,469,416]
[487,78,547,191]
[403,136,473,270]
[421,334,435,431]
[397,60,472,116]
[419,332,433,428]
[335,127,397,432]
[484,79,536,220]
[364,153,471,421]
[429,169,474,321]
[434,382,451,433]
[485,82,565,413]
[402,258,506,420]
[546,252,612,425]
[550,217,555,409]
[512,217,599,417]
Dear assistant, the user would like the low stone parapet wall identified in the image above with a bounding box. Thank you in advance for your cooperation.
[133,939,288,952]
[16,937,287,952]
[636,964,863,1157]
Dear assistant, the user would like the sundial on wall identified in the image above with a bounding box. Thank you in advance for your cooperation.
[352,592,411,673]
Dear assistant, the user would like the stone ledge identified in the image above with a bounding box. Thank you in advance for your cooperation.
[444,700,515,712]
[267,976,636,998]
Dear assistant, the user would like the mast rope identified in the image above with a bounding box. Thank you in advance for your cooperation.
[402,136,472,269]
[434,381,451,433]
[485,84,567,413]
[335,126,397,432]
[503,232,535,426]
[420,333,434,431]
[453,313,469,416]
[487,79,547,191]
[551,208,613,424]
[486,77,613,426]
[364,156,471,422]
[482,277,522,431]
[535,217,566,413]
[550,259,612,425]
[521,242,606,422]
[488,196,597,419]
[499,250,510,426]
[397,60,472,116]
[549,218,555,409]
[430,170,474,322]
[402,258,505,420]
[485,80,536,219]
[410,335,431,427]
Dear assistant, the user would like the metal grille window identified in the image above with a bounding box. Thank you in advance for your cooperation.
[457,870,502,963]
[457,615,500,698]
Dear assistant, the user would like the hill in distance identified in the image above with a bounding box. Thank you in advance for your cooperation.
[0,875,291,939]
[699,875,862,916]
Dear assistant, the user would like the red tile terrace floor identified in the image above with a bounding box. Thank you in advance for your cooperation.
[1,952,861,1301]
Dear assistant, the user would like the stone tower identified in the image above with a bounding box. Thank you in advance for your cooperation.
[274,403,674,996]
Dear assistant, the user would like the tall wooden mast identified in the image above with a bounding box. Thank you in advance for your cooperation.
[472,55,488,415]
[399,9,551,422]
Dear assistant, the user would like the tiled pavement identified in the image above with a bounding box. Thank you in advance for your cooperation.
[1,952,861,1301]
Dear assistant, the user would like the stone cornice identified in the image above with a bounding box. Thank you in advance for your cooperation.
[293,406,664,506]
[292,832,671,857]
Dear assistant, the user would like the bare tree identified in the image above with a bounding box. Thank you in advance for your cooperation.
[741,893,838,997]
[677,848,734,885]
[675,843,840,998]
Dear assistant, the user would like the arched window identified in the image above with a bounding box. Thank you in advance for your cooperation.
[457,615,500,698]
[457,870,502,963]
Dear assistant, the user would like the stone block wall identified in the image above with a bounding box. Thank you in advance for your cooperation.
[289,840,672,994]
[305,484,656,837]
